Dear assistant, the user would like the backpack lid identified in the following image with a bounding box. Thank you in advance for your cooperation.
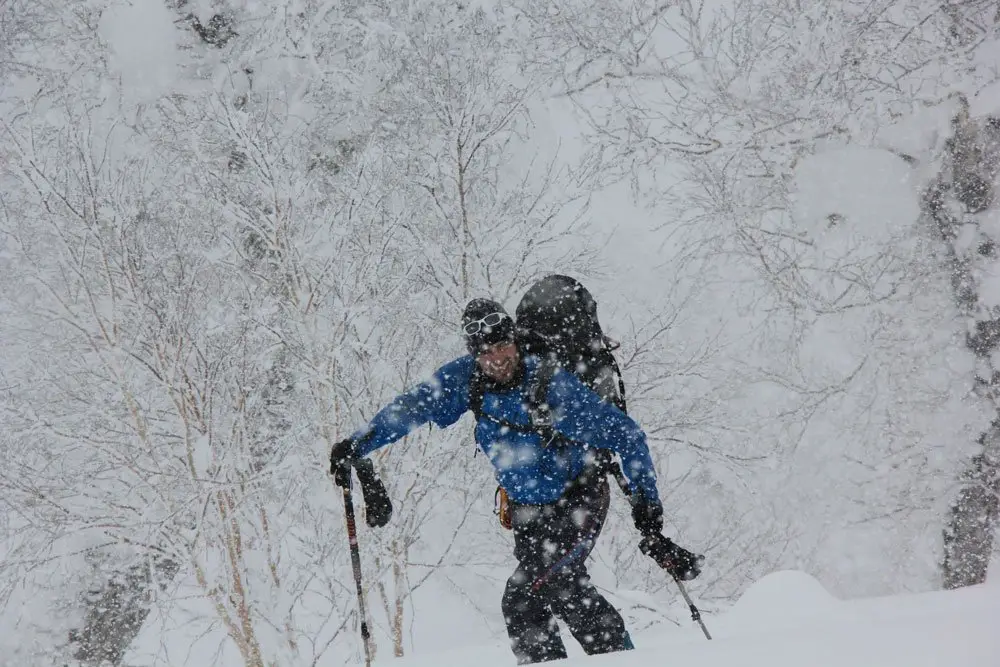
[515,274,603,358]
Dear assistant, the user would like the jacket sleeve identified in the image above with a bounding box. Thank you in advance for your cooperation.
[547,368,661,503]
[350,355,475,457]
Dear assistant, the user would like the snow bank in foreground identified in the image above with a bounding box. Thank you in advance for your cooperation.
[378,570,999,667]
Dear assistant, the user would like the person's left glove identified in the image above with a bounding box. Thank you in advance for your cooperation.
[330,438,358,488]
[639,534,703,581]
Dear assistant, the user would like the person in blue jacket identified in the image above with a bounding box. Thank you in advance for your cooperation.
[331,298,701,664]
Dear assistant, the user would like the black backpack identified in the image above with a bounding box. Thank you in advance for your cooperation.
[515,274,627,415]
[469,275,629,473]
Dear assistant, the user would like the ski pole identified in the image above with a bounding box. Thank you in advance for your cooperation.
[640,535,712,640]
[672,575,712,640]
[342,479,373,667]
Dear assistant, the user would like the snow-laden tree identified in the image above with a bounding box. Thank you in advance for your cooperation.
[0,0,599,664]
[512,0,998,596]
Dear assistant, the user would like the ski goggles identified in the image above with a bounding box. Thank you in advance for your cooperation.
[463,312,511,336]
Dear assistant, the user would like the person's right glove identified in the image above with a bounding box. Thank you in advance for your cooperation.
[330,438,359,488]
[329,439,393,528]
[639,533,704,581]
[354,459,393,528]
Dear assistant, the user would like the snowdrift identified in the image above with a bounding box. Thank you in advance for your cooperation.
[377,571,999,667]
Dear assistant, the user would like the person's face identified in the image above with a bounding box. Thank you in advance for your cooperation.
[476,342,519,382]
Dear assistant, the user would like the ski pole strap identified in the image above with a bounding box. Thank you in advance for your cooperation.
[608,460,632,497]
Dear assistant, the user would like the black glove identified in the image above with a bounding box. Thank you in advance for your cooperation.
[639,534,703,582]
[330,440,393,528]
[330,438,358,488]
[354,459,393,528]
[630,492,664,537]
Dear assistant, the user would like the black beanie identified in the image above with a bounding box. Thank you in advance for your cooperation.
[462,298,514,355]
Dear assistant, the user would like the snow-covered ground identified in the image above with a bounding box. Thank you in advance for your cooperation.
[376,571,999,667]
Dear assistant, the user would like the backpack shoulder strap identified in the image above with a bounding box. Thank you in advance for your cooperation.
[468,366,487,421]
[526,356,562,445]
[596,344,628,414]
[527,356,558,419]
[591,343,633,495]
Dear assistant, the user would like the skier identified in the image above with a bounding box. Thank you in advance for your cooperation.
[331,296,702,664]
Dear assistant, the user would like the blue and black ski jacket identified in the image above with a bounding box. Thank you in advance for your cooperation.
[351,354,660,505]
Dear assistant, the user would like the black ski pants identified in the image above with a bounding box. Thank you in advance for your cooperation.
[501,477,632,664]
